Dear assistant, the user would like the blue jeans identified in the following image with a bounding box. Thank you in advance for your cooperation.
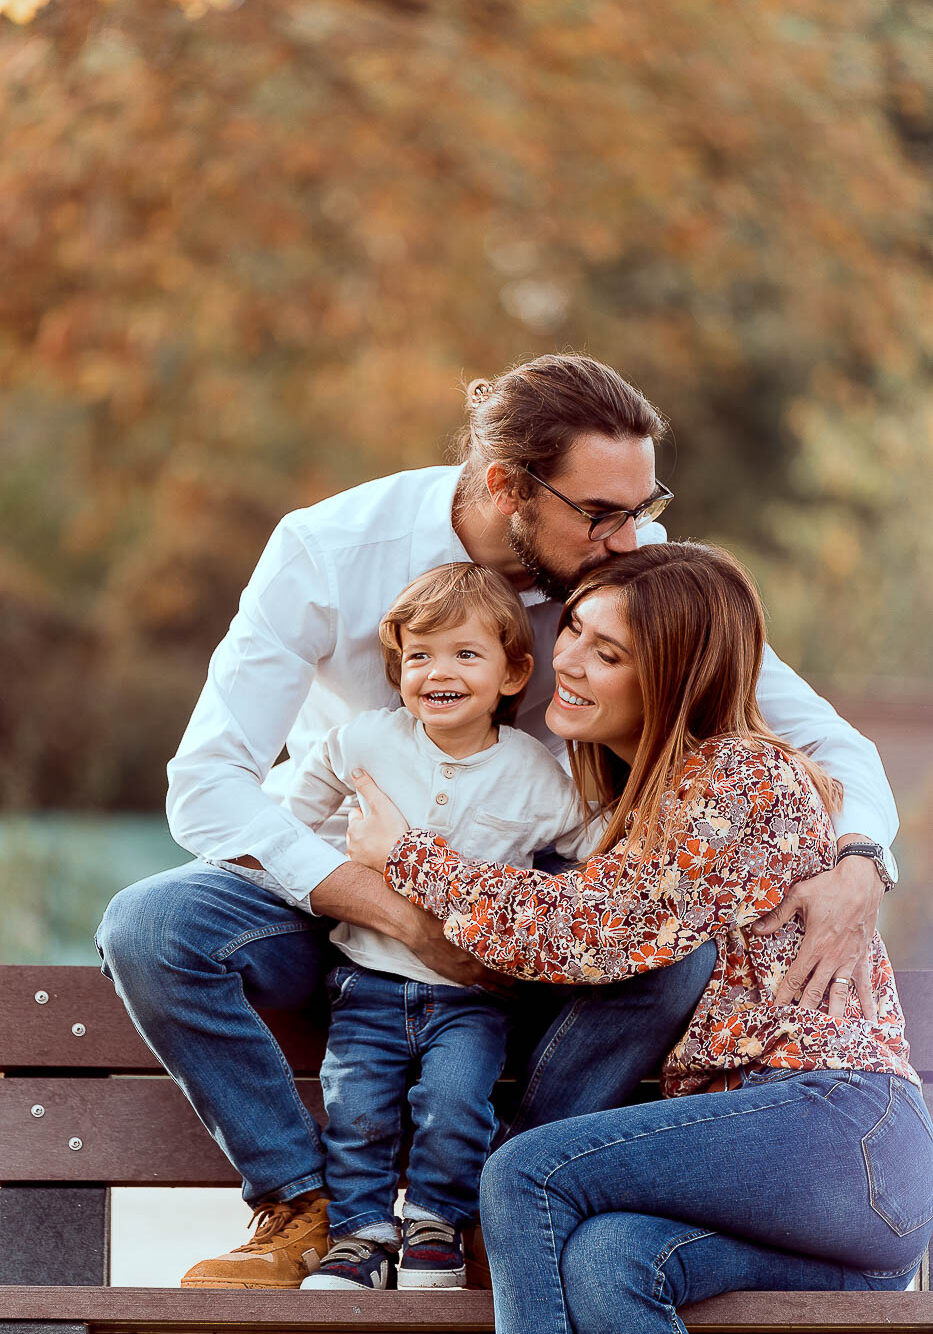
[96,861,714,1205]
[321,964,510,1236]
[479,1068,933,1334]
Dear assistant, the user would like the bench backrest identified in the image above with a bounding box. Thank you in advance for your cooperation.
[1,965,931,1188]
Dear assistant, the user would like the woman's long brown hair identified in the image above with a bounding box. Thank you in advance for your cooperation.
[564,543,841,861]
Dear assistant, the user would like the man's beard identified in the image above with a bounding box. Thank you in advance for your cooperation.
[507,511,604,603]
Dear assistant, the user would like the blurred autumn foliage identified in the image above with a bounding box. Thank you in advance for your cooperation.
[1,0,931,811]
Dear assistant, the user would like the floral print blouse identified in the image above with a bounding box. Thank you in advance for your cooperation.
[385,735,916,1097]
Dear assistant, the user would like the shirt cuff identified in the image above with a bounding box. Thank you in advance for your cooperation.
[272,836,350,913]
[832,797,893,853]
[384,829,437,899]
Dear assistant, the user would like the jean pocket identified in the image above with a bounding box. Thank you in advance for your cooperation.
[327,964,362,1012]
[862,1078,933,1237]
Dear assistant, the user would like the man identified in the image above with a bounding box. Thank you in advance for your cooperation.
[97,355,897,1290]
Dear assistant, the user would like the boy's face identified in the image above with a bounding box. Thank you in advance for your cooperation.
[398,612,529,739]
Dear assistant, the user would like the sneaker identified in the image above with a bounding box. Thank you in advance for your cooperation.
[301,1236,397,1291]
[398,1218,466,1289]
[180,1194,330,1289]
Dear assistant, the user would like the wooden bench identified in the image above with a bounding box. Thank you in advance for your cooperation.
[0,963,930,1333]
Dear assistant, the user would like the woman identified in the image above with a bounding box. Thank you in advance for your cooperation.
[347,541,933,1334]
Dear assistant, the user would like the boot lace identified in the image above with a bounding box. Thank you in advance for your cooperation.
[233,1198,318,1252]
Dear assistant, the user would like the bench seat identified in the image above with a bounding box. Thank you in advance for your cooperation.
[1,965,930,1333]
[2,1285,932,1332]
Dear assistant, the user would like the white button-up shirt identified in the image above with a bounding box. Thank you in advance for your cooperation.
[166,465,898,907]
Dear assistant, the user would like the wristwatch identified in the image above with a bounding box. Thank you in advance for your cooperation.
[836,841,898,892]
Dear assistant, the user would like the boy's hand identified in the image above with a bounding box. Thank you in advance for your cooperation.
[346,769,410,871]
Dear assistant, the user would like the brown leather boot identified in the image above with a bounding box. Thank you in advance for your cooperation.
[180,1194,330,1289]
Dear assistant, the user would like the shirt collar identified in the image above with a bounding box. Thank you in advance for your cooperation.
[410,465,472,581]
[409,464,555,612]
[412,718,506,767]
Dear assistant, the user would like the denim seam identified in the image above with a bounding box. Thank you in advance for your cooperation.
[262,1170,326,1204]
[743,1068,799,1087]
[213,919,313,962]
[860,1255,926,1279]
[540,1090,805,1183]
[404,982,426,1059]
[328,965,363,1011]
[329,1209,402,1239]
[651,1228,717,1334]
[231,973,324,1176]
[542,1184,576,1334]
[861,1078,933,1237]
[509,997,587,1136]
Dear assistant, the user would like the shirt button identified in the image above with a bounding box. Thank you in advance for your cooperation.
[435,792,449,806]
[442,767,455,779]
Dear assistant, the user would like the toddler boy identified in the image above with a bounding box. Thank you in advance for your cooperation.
[289,562,594,1291]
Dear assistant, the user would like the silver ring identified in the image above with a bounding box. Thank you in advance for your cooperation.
[831,975,850,986]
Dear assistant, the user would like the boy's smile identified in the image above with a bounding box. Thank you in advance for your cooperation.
[399,612,530,758]
[421,689,469,708]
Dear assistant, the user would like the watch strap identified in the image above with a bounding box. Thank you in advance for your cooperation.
[836,843,895,892]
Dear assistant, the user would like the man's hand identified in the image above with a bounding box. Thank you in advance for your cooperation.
[401,910,510,992]
[751,840,883,1022]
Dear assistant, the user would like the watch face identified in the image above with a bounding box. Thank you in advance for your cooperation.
[881,846,899,884]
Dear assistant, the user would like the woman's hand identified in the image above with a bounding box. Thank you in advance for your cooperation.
[346,769,410,871]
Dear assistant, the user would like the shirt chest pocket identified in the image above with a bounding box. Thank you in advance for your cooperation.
[466,809,540,863]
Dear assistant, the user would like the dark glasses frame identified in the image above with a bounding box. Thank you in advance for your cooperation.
[519,465,674,541]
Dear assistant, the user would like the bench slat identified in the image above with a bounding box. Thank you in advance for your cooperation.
[0,966,325,1074]
[2,966,931,1079]
[0,1078,324,1185]
[1,1074,927,1188]
[0,1285,931,1331]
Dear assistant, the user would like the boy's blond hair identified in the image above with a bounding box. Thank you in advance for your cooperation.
[379,563,534,726]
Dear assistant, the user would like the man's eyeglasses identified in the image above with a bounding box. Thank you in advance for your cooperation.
[518,465,674,542]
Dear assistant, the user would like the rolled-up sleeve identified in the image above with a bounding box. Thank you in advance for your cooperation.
[166,516,350,908]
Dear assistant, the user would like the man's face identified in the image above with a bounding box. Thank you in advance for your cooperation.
[507,432,658,600]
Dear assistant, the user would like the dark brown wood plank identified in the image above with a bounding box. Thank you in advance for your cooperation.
[681,1288,933,1329]
[0,966,326,1074]
[4,965,930,1077]
[1,1286,932,1331]
[0,1287,493,1332]
[0,1078,323,1185]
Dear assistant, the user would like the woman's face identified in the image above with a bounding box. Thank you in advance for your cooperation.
[546,589,644,763]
